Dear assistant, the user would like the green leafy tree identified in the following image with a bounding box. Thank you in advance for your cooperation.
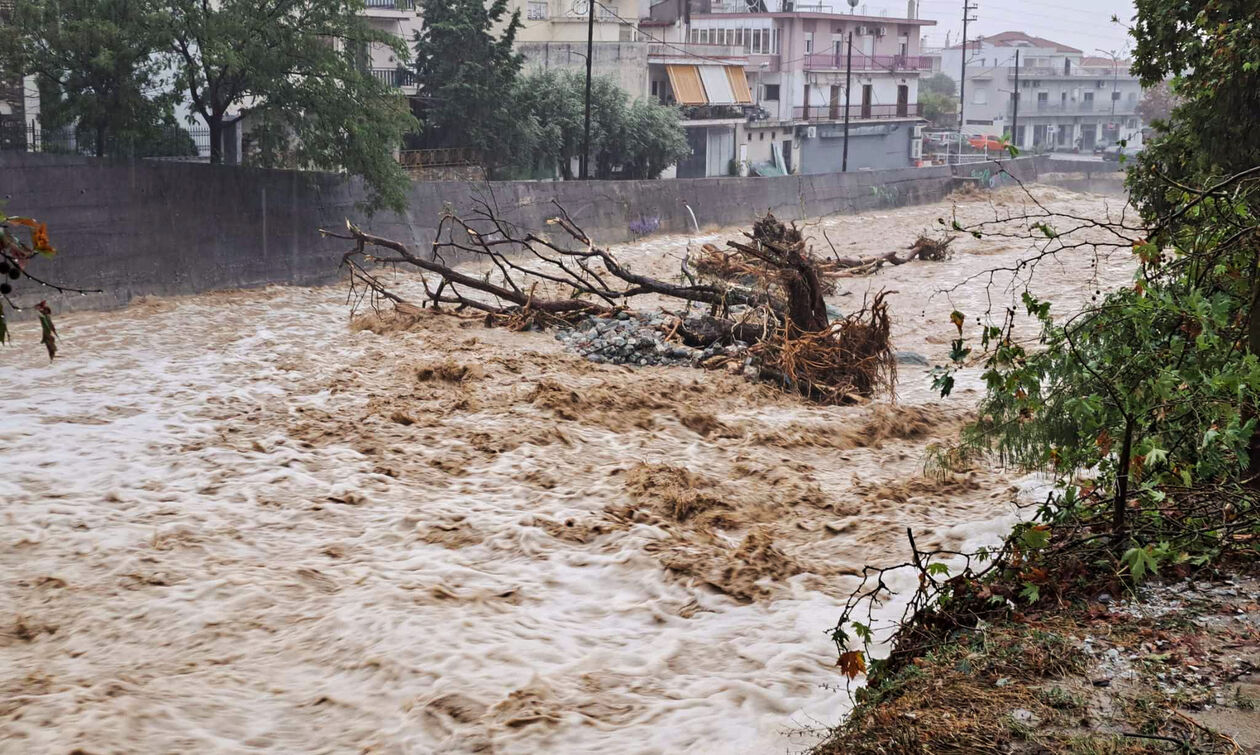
[0,0,174,157]
[509,69,688,180]
[918,73,957,128]
[165,0,417,209]
[1136,79,1177,127]
[921,72,957,97]
[509,69,581,178]
[615,97,690,180]
[928,0,1260,562]
[410,0,522,168]
[1130,0,1260,472]
[1129,0,1260,219]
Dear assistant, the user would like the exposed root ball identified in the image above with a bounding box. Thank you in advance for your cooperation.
[752,292,896,404]
[909,234,954,262]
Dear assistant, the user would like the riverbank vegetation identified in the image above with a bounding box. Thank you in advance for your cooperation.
[818,1,1260,751]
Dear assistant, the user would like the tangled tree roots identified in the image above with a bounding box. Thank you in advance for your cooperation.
[325,202,894,404]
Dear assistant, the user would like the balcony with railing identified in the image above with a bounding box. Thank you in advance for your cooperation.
[363,0,414,11]
[646,43,746,62]
[680,104,748,121]
[1009,66,1135,79]
[802,54,930,72]
[1013,100,1136,116]
[794,103,920,121]
[368,67,418,89]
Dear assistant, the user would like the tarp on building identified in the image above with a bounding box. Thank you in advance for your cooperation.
[698,65,737,105]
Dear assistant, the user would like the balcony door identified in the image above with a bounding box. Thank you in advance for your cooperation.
[896,85,908,117]
[829,85,841,119]
[861,84,872,118]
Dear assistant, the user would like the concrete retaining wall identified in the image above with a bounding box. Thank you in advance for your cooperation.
[1,152,1050,314]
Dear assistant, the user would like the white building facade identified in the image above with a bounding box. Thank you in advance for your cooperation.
[643,0,934,176]
[935,31,1144,151]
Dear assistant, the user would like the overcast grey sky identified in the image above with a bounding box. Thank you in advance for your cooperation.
[860,0,1138,56]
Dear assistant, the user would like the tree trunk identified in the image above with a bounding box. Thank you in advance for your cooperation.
[1113,417,1136,542]
[1248,279,1260,486]
[208,114,224,165]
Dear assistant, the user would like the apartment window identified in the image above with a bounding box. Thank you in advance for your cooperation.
[804,32,814,54]
[763,83,780,101]
[973,88,988,105]
[526,0,547,20]
[1112,90,1121,101]
[759,132,765,141]
[1037,92,1049,104]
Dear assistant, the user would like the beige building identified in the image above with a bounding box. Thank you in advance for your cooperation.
[362,0,424,95]
[510,0,642,42]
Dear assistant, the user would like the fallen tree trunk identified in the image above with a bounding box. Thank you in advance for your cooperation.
[830,234,956,277]
[324,203,895,404]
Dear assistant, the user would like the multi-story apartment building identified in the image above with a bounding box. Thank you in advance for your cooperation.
[511,0,642,42]
[934,31,1144,151]
[642,0,934,176]
[361,0,423,95]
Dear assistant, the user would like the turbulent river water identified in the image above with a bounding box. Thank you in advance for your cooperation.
[1,185,1134,753]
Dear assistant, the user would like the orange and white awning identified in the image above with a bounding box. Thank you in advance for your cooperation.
[666,64,753,106]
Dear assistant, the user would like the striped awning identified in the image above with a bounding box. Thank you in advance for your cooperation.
[666,64,707,106]
[667,64,754,106]
[725,66,753,105]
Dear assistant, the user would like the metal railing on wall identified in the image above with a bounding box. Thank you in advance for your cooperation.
[368,67,418,88]
[396,147,481,168]
[0,121,212,159]
[793,103,920,122]
[802,54,931,72]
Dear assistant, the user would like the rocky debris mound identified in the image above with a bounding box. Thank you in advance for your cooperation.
[555,311,753,370]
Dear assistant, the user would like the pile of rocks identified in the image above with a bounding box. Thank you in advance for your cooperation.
[555,311,751,368]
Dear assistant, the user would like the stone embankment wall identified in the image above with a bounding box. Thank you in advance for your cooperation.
[2,152,1054,313]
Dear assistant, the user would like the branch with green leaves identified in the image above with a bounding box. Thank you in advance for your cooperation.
[0,213,99,359]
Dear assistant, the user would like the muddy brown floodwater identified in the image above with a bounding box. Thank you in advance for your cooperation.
[1,186,1134,754]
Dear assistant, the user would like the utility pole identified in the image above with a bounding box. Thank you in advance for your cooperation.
[580,0,595,180]
[842,31,853,172]
[1109,55,1118,133]
[1010,48,1019,147]
[958,0,978,135]
[1095,48,1121,145]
